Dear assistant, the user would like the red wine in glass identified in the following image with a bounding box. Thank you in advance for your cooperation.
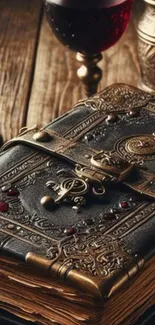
[45,0,133,95]
[45,0,133,54]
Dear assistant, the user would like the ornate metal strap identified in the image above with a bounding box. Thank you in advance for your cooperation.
[2,83,155,204]
[2,128,155,201]
[1,127,133,179]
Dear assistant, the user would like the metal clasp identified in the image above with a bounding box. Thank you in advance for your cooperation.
[75,165,106,196]
[41,178,89,213]
[90,151,133,182]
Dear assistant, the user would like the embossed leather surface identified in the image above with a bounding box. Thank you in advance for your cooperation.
[0,84,155,298]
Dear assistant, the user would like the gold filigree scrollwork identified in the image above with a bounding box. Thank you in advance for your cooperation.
[74,84,152,112]
[42,169,107,212]
[41,150,135,213]
[41,178,89,212]
[45,233,131,278]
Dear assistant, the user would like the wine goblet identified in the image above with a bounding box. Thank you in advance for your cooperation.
[45,0,133,97]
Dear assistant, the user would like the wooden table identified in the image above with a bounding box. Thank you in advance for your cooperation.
[0,0,143,142]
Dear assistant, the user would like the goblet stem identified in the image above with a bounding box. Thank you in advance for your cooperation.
[76,52,103,97]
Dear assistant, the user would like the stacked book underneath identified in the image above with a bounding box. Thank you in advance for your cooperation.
[0,255,155,325]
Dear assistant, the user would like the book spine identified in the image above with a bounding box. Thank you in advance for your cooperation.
[26,252,145,299]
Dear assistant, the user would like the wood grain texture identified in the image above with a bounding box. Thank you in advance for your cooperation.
[27,12,141,128]
[0,0,42,141]
[27,15,85,128]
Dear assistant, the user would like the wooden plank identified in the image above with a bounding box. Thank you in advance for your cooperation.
[27,14,84,128]
[0,0,43,141]
[27,6,141,128]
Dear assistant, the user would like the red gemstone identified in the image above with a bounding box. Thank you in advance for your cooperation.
[7,189,19,197]
[64,227,76,236]
[0,201,9,212]
[120,201,129,209]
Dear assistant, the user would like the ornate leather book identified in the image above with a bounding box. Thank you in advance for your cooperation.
[0,84,155,325]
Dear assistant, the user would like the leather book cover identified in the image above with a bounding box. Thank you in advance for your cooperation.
[0,84,155,324]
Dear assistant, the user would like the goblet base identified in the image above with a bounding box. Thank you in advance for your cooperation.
[76,52,103,97]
